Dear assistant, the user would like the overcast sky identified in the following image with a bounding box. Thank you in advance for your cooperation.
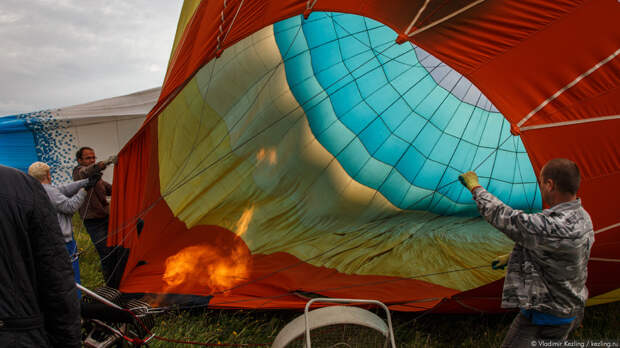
[0,0,183,115]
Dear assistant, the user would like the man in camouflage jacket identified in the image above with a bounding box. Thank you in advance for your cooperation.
[459,158,593,347]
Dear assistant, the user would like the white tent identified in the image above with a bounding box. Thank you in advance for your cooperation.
[0,87,160,183]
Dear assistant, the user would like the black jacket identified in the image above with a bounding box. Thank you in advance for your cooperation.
[0,165,81,347]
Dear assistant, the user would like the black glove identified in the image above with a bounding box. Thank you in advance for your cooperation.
[85,173,102,189]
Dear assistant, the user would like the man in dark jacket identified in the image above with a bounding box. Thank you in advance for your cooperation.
[72,146,116,285]
[0,165,81,347]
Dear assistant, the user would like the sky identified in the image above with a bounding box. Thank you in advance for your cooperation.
[0,0,183,115]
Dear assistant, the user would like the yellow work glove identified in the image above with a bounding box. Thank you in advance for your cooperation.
[491,254,510,270]
[458,171,481,192]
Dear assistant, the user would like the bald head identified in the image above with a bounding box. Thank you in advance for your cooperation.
[541,158,581,195]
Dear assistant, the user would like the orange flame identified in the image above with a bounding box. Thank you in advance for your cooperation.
[162,243,250,295]
[160,207,255,299]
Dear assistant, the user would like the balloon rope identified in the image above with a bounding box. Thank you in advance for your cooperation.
[103,20,496,292]
[74,184,94,254]
[79,21,308,285]
[160,35,408,198]
[260,15,445,219]
[136,35,422,294]
[144,31,450,296]
[96,15,516,294]
[424,91,485,213]
[160,21,306,195]
[78,15,410,277]
[199,134,514,300]
[89,14,308,267]
[162,14,443,200]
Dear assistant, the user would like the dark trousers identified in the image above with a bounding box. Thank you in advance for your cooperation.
[83,217,115,285]
[501,310,583,348]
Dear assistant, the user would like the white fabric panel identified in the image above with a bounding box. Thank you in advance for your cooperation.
[58,87,160,120]
[116,117,146,148]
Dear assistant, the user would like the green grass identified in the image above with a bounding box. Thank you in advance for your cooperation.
[74,216,619,347]
[74,220,105,289]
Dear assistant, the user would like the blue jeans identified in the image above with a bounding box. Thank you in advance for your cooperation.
[501,309,583,347]
[65,239,81,299]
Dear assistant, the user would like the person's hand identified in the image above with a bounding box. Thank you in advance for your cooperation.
[85,173,102,189]
[491,254,510,270]
[96,161,107,171]
[458,171,481,192]
[104,155,118,165]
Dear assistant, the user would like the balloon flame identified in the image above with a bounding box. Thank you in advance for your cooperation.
[155,207,255,304]
[162,242,251,296]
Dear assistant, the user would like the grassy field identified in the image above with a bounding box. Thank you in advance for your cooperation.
[74,219,619,347]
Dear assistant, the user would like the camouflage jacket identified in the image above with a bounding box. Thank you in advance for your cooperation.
[472,188,594,318]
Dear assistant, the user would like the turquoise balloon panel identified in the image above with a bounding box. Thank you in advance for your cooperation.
[273,12,542,216]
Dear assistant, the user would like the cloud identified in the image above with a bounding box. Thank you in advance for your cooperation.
[0,100,38,114]
[0,10,21,24]
[0,0,182,115]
